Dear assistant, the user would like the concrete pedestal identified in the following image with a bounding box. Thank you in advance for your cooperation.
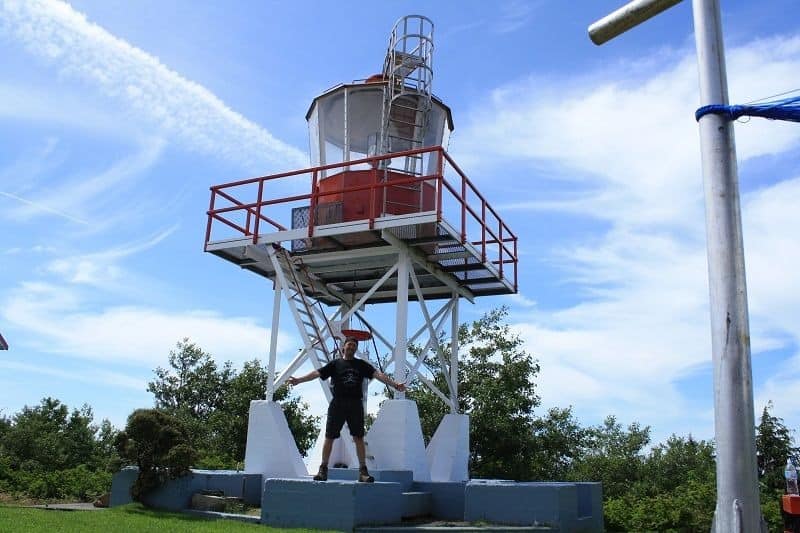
[426,413,469,482]
[243,400,306,477]
[365,399,430,481]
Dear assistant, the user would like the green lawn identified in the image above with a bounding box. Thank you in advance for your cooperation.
[0,504,334,532]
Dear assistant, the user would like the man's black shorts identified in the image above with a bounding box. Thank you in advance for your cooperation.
[325,397,365,438]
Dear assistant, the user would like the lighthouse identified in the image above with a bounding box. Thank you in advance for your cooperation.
[204,15,518,482]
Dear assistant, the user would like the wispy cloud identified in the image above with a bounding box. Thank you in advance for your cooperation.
[0,360,146,391]
[491,0,542,34]
[455,34,800,438]
[1,136,165,230]
[0,281,294,369]
[438,0,544,42]
[44,224,179,289]
[0,0,306,172]
[0,190,88,224]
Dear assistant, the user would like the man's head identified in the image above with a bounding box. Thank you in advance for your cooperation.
[342,336,358,358]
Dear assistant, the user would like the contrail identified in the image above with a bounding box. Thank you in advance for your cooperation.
[0,190,89,224]
[0,0,307,173]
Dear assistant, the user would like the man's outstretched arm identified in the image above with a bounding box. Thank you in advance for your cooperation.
[288,369,320,386]
[373,371,406,392]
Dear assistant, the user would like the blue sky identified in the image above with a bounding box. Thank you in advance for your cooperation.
[1,0,799,447]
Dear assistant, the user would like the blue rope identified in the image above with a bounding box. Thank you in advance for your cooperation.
[695,95,800,122]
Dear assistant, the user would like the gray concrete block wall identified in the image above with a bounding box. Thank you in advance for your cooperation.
[401,491,432,518]
[261,478,403,531]
[109,466,138,507]
[109,468,263,510]
[575,482,603,532]
[412,480,466,521]
[465,482,582,530]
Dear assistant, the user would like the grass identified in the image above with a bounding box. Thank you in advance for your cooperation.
[0,503,335,532]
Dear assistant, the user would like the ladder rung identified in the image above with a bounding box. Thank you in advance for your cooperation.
[389,135,422,143]
[389,118,421,127]
[289,293,307,303]
[390,103,421,112]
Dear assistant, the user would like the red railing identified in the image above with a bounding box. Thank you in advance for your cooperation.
[205,146,517,291]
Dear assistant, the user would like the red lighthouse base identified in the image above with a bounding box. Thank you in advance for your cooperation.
[316,169,436,223]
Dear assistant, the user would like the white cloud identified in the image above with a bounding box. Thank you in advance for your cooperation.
[457,35,800,229]
[2,137,165,227]
[44,224,178,289]
[0,0,306,172]
[0,360,146,391]
[0,281,294,369]
[454,34,800,439]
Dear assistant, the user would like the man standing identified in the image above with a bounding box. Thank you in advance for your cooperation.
[289,336,406,482]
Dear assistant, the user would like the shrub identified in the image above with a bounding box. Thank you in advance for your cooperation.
[115,409,197,502]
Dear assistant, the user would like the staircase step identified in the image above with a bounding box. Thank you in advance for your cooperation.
[402,491,431,518]
[327,468,415,491]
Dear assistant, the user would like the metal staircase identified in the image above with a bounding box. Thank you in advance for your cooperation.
[380,15,434,213]
[267,245,339,371]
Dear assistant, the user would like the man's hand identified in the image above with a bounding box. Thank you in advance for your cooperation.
[288,376,299,386]
[395,382,407,392]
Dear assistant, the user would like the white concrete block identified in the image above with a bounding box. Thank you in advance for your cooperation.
[365,399,430,481]
[244,400,307,477]
[426,413,469,481]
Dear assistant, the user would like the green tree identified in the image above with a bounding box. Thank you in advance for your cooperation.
[570,415,650,499]
[204,359,319,465]
[148,339,319,466]
[756,401,798,492]
[0,398,116,500]
[0,398,101,472]
[407,307,541,480]
[530,406,588,480]
[756,401,798,531]
[602,435,716,532]
[646,435,715,493]
[115,409,197,501]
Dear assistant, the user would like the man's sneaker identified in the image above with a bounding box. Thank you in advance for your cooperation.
[358,467,374,483]
[313,464,328,481]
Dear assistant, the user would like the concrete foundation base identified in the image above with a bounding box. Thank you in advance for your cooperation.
[110,467,603,532]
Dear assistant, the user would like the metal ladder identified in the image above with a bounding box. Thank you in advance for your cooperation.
[380,15,434,214]
[267,245,339,369]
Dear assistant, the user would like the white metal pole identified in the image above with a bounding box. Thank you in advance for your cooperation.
[588,0,684,45]
[266,282,282,400]
[450,293,459,414]
[692,1,761,531]
[394,251,410,399]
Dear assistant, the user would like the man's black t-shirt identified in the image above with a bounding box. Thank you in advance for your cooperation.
[318,357,376,399]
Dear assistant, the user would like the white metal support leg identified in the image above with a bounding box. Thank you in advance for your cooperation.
[394,250,410,397]
[365,250,429,480]
[244,277,306,477]
[266,281,282,400]
[450,293,459,413]
[426,292,468,481]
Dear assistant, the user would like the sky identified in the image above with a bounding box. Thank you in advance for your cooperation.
[1,0,799,449]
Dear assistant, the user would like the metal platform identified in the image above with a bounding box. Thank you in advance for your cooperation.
[204,147,518,307]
